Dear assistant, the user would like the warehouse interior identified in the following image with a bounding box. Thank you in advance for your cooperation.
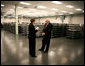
[1,1,84,65]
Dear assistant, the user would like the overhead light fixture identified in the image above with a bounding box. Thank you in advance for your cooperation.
[59,13,64,15]
[17,7,23,9]
[61,11,67,13]
[37,5,46,9]
[76,8,82,11]
[66,5,74,8]
[20,2,31,5]
[51,8,58,11]
[69,12,74,14]
[52,1,63,4]
[4,14,7,17]
[82,9,84,12]
[1,4,4,7]
[82,10,84,12]
[1,16,3,18]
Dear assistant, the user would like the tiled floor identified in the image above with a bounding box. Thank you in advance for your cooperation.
[1,30,84,65]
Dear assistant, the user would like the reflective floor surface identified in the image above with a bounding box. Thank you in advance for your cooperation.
[1,30,84,65]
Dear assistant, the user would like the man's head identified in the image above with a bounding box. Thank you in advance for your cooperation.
[45,18,50,23]
[30,18,35,24]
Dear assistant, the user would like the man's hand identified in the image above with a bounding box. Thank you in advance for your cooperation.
[42,33,45,36]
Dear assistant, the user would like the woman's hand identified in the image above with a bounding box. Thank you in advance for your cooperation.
[36,27,40,30]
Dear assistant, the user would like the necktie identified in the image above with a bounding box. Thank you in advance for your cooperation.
[44,23,48,29]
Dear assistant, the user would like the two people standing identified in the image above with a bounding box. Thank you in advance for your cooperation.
[28,18,53,57]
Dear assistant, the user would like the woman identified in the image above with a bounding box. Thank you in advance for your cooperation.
[28,18,39,57]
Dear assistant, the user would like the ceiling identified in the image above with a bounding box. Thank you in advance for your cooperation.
[1,1,84,17]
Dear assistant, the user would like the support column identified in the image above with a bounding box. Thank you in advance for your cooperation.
[69,16,72,24]
[60,16,65,24]
[2,16,4,24]
[15,4,18,35]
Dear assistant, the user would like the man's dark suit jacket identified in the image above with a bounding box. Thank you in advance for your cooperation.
[43,23,53,38]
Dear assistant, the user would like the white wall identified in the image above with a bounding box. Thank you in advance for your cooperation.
[39,17,62,23]
[1,18,15,23]
[18,17,30,23]
[64,16,71,24]
[56,17,62,23]
[1,14,84,24]
[71,15,84,24]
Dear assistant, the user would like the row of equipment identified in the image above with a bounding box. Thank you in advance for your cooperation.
[2,22,84,39]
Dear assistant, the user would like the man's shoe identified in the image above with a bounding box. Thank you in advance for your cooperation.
[38,49,44,51]
[31,55,37,57]
[44,51,48,53]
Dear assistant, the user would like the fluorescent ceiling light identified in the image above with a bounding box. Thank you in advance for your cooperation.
[59,13,64,15]
[61,11,67,13]
[4,14,7,16]
[76,8,82,11]
[37,5,46,9]
[66,5,74,8]
[82,10,84,12]
[51,8,58,11]
[69,12,74,14]
[52,1,63,4]
[20,2,31,5]
[17,7,23,8]
[1,4,4,7]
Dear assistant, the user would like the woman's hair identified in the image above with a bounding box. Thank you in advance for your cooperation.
[30,18,35,23]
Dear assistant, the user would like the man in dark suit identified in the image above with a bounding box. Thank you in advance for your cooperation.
[39,19,53,53]
[28,18,39,57]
